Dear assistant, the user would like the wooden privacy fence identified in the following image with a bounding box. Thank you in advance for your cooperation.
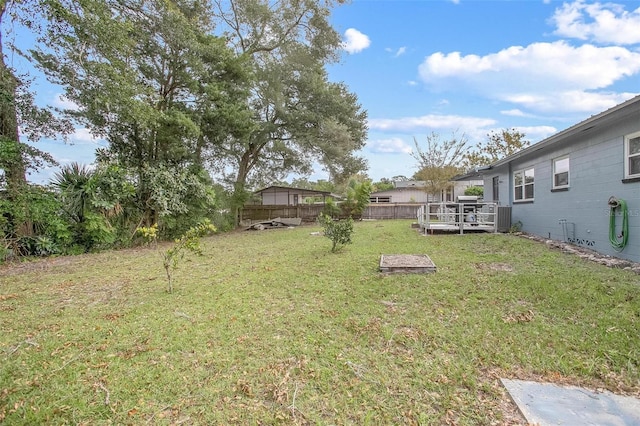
[362,204,421,220]
[241,203,422,223]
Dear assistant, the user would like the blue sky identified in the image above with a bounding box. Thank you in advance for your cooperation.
[16,0,640,184]
[327,0,640,181]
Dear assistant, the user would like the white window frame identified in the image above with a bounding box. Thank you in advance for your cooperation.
[625,131,640,179]
[552,156,570,189]
[514,167,534,202]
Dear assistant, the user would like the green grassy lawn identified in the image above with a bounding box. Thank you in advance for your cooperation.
[2,220,640,425]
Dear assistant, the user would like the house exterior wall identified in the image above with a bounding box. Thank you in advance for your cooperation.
[483,170,510,204]
[370,188,432,203]
[254,187,331,205]
[484,113,640,262]
[260,191,294,205]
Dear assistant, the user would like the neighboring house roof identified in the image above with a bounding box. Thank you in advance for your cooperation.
[394,180,426,188]
[486,94,640,169]
[452,170,484,181]
[253,185,332,197]
[371,187,425,196]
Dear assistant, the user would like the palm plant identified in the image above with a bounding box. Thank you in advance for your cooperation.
[52,162,115,251]
[52,162,94,224]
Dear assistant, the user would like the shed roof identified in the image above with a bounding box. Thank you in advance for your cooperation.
[486,94,640,169]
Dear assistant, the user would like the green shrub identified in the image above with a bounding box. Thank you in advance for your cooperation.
[464,186,484,197]
[318,213,354,253]
[341,179,372,219]
[322,197,341,218]
[135,223,159,248]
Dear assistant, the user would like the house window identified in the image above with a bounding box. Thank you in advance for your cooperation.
[553,156,570,189]
[514,167,534,201]
[492,176,499,202]
[625,131,640,178]
[370,196,391,203]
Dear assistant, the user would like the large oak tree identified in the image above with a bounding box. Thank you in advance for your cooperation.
[211,0,368,218]
[32,0,253,229]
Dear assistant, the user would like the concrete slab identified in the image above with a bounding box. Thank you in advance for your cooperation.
[501,378,640,425]
[379,254,436,274]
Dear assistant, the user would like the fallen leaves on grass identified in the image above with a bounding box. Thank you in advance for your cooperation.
[503,309,535,323]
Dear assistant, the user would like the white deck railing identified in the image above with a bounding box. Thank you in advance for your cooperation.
[417,202,498,234]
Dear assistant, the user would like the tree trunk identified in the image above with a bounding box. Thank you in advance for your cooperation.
[0,1,32,238]
[232,147,254,227]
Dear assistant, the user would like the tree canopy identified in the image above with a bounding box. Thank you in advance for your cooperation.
[412,132,467,200]
[29,0,368,227]
[464,128,530,170]
[210,0,368,192]
[32,0,253,228]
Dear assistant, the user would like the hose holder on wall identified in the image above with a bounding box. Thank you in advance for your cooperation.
[608,196,621,208]
[608,196,628,251]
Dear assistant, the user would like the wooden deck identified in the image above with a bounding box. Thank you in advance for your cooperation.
[421,223,497,234]
[417,202,498,235]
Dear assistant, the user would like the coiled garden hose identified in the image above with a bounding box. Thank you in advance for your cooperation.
[608,197,628,251]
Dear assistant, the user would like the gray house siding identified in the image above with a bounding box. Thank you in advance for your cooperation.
[483,96,640,262]
[485,168,510,205]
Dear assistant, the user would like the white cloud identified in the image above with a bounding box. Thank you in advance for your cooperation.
[513,126,558,142]
[70,128,103,144]
[421,42,640,90]
[369,114,496,133]
[501,109,527,117]
[367,137,413,154]
[394,46,407,57]
[342,28,371,54]
[551,1,640,45]
[501,90,639,114]
[418,41,640,113]
[53,93,79,110]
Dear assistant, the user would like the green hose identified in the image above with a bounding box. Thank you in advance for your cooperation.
[609,198,628,251]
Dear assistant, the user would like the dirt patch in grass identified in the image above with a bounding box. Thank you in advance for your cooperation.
[475,262,514,272]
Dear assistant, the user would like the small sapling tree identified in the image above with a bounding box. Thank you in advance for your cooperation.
[163,220,216,293]
[318,213,354,253]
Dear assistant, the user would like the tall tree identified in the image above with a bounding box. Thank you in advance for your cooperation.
[412,132,467,202]
[211,0,368,219]
[33,0,252,230]
[0,0,70,242]
[0,0,23,190]
[464,128,530,170]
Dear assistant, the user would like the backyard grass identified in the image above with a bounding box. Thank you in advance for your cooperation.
[1,219,640,425]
